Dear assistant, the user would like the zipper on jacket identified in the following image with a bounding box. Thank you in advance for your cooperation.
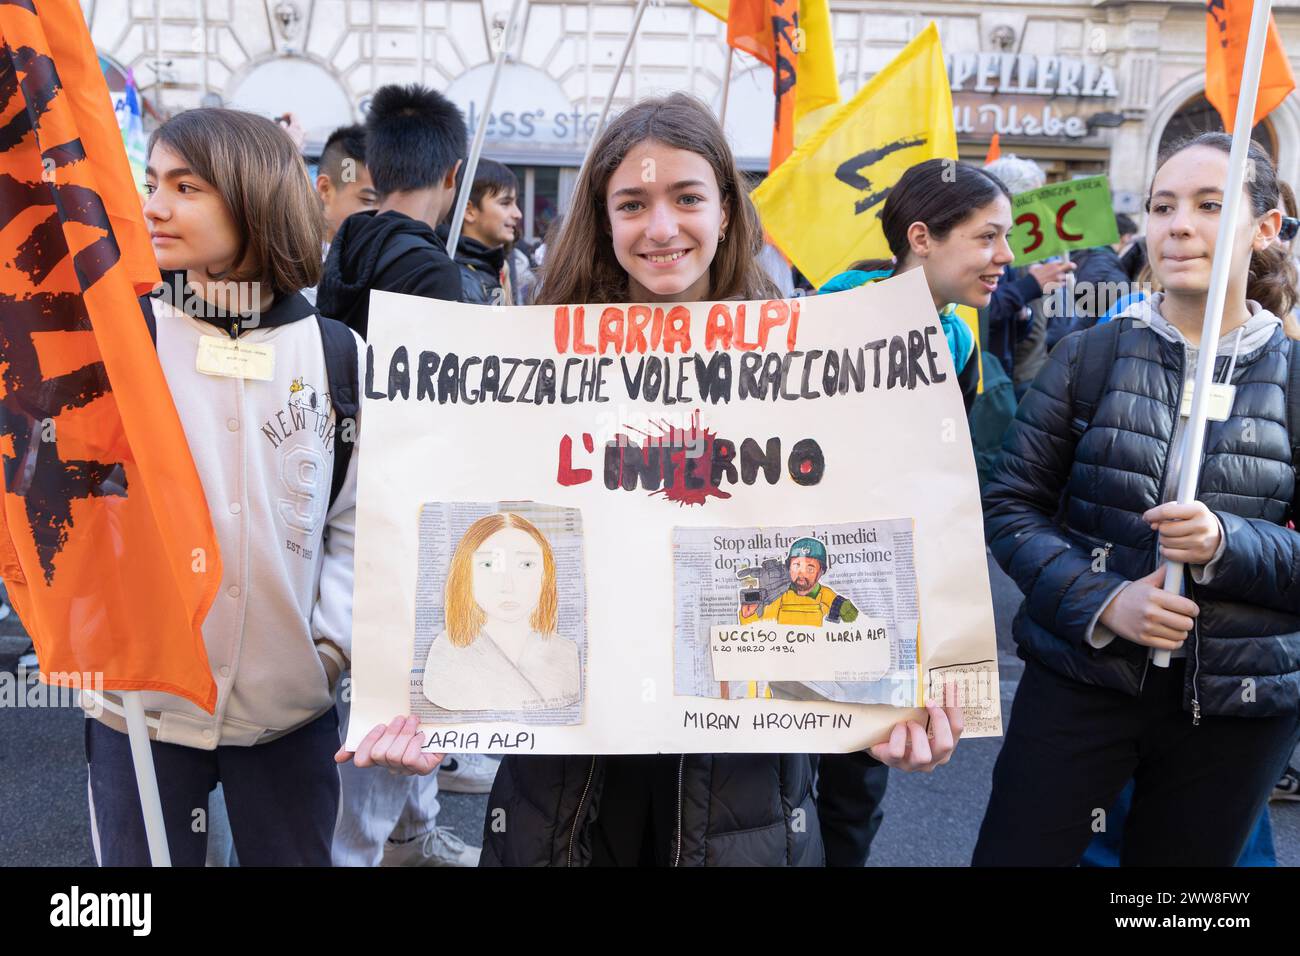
[673,754,685,867]
[566,756,596,868]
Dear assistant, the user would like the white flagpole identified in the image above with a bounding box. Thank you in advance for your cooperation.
[445,0,526,261]
[719,47,734,126]
[1153,0,1273,668]
[122,692,171,865]
[578,0,650,175]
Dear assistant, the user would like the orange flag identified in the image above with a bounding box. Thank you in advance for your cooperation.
[727,0,798,169]
[0,0,221,710]
[984,132,1001,165]
[1206,0,1296,133]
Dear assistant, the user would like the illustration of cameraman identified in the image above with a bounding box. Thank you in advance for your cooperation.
[738,538,859,626]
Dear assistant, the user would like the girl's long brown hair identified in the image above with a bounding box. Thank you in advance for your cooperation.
[534,93,778,305]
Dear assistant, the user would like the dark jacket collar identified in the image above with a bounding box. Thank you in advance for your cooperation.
[151,270,316,337]
[435,224,506,274]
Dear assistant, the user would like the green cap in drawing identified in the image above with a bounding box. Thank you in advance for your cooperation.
[786,537,827,566]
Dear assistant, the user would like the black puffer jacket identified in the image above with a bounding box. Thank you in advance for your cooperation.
[481,753,824,866]
[435,225,507,306]
[985,309,1300,717]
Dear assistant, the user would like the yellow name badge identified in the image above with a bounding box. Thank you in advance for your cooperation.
[1179,381,1236,422]
[196,335,275,381]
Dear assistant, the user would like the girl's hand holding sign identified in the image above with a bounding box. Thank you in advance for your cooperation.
[337,716,444,776]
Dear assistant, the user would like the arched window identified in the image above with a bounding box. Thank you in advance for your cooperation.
[1159,93,1277,160]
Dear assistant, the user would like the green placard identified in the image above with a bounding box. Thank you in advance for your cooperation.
[1008,175,1120,266]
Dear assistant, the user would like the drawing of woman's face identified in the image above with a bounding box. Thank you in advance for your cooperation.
[471,527,545,625]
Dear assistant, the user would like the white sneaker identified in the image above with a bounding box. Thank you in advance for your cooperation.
[383,827,480,867]
[437,753,500,794]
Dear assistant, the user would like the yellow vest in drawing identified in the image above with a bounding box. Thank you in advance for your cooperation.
[740,584,841,626]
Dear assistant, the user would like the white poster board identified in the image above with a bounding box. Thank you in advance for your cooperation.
[347,269,1000,754]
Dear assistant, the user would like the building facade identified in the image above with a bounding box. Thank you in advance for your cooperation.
[86,0,1300,239]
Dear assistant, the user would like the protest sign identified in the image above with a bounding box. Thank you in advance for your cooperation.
[1008,175,1120,266]
[347,269,1000,754]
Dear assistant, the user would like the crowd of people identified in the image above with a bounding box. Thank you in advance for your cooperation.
[30,79,1300,866]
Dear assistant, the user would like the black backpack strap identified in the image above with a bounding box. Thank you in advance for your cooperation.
[316,314,360,509]
[1287,338,1300,477]
[138,294,158,345]
[1068,317,1124,438]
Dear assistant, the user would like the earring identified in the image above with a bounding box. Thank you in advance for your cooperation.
[718,230,727,243]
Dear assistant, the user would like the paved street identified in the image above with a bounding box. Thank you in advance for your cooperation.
[1,555,1296,866]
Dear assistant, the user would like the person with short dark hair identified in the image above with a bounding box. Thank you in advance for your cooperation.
[316,84,466,337]
[315,124,377,244]
[1115,212,1138,248]
[438,158,522,305]
[316,85,490,868]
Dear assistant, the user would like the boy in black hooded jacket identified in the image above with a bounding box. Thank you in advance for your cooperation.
[317,84,466,338]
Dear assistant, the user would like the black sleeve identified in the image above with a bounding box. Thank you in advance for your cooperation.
[137,294,157,345]
[958,349,979,413]
[982,337,1132,646]
[1072,251,1132,325]
[987,269,1043,343]
[394,251,464,303]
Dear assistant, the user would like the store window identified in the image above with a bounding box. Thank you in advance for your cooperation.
[508,164,562,244]
[1159,94,1276,160]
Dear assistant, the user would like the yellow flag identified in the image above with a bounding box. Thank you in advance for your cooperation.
[690,0,731,21]
[752,22,957,289]
[794,0,839,143]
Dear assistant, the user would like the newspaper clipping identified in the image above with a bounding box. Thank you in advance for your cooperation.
[674,518,919,707]
[412,501,586,726]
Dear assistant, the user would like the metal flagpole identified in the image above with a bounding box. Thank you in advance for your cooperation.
[578,0,650,176]
[719,47,734,126]
[445,0,526,262]
[123,693,171,865]
[1153,0,1274,668]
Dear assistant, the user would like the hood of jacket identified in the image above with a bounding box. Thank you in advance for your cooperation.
[1117,291,1281,362]
[317,210,447,320]
[435,223,506,274]
[151,269,316,338]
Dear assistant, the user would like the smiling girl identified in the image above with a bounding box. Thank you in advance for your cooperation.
[975,132,1300,865]
[346,93,963,867]
[820,159,1018,412]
